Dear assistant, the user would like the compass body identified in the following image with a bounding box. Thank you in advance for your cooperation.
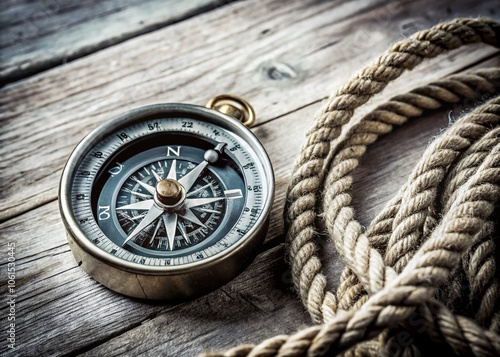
[59,98,274,300]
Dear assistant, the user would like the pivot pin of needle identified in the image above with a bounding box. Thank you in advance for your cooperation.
[156,179,184,206]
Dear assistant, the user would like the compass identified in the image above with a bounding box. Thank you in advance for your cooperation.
[59,95,274,300]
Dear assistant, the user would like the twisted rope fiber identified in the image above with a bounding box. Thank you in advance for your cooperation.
[286,17,500,323]
[201,87,500,357]
[327,70,500,313]
[371,123,500,355]
[333,87,500,324]
[200,18,500,357]
[315,69,500,356]
[201,92,500,357]
[436,127,500,329]
[327,96,500,356]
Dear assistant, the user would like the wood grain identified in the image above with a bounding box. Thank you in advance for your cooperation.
[1,0,498,223]
[1,0,499,356]
[0,200,310,356]
[0,0,231,83]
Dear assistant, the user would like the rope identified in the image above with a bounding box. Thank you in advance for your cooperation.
[201,18,500,357]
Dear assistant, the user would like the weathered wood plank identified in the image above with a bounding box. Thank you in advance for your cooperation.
[0,0,232,83]
[2,54,498,357]
[1,0,498,222]
[0,200,310,357]
[77,254,308,357]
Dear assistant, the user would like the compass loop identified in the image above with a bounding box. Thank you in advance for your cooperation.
[206,94,256,127]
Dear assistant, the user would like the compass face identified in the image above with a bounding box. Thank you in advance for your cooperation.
[114,159,229,252]
[96,142,245,260]
[61,104,273,275]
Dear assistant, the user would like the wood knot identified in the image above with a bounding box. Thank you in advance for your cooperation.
[261,61,300,81]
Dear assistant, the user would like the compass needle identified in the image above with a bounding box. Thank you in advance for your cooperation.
[130,213,146,220]
[149,219,162,245]
[185,196,225,209]
[152,170,163,182]
[178,161,208,193]
[117,199,154,211]
[178,222,191,244]
[130,191,153,199]
[134,179,155,195]
[186,183,212,197]
[180,209,207,228]
[167,159,177,181]
[162,213,178,251]
[197,207,221,214]
[122,205,163,246]
[177,144,225,193]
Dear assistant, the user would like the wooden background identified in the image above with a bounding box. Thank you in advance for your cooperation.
[1,0,499,356]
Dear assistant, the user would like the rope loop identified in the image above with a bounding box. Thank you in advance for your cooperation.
[202,17,500,357]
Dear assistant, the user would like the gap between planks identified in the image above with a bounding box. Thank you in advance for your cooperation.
[0,0,237,84]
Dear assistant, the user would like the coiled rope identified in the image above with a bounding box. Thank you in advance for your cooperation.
[202,18,500,356]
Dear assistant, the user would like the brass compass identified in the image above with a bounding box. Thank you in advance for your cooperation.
[59,95,274,300]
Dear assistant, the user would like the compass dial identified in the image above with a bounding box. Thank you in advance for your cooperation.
[60,102,274,299]
[98,149,243,256]
[115,159,228,252]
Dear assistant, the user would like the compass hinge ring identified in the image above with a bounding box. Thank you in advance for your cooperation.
[206,94,256,127]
